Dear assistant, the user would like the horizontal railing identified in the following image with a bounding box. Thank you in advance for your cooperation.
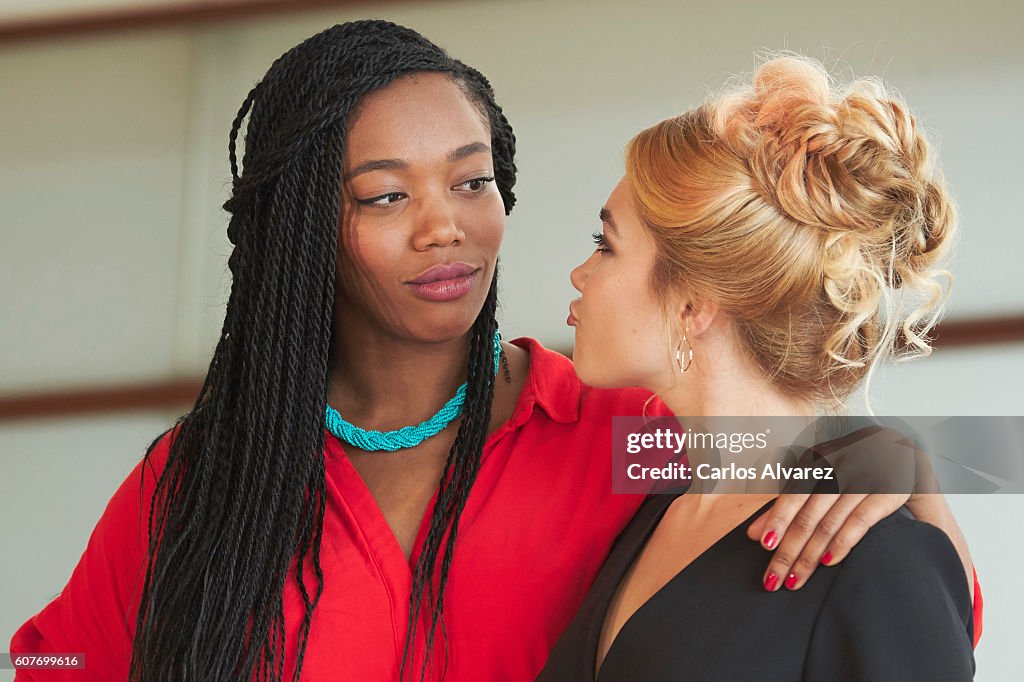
[1,315,1021,420]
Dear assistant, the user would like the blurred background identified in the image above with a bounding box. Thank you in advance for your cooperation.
[1,0,1021,679]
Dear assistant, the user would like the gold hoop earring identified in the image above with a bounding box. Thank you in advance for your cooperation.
[675,318,693,373]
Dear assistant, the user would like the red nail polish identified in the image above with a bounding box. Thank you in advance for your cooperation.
[821,552,833,566]
[785,572,799,589]
[764,572,779,591]
[763,531,778,550]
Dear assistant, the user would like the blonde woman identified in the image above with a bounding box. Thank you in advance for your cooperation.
[540,56,975,680]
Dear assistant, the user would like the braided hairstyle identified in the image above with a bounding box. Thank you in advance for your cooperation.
[128,20,517,682]
[626,54,954,408]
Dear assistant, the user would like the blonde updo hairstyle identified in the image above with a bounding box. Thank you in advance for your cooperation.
[626,55,956,407]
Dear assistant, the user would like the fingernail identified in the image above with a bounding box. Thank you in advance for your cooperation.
[821,552,833,566]
[785,572,799,590]
[764,572,779,591]
[762,530,778,550]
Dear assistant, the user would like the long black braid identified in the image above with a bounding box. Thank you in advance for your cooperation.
[128,20,516,682]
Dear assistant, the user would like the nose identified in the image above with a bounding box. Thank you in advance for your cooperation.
[412,195,465,251]
[570,252,596,293]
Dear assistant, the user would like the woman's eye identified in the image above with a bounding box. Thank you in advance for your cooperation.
[592,231,610,253]
[357,192,405,207]
[456,176,495,192]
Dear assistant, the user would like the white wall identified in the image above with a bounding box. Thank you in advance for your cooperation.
[0,30,192,392]
[0,0,180,23]
[2,1,1021,679]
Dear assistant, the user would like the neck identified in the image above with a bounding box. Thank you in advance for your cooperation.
[652,329,815,494]
[655,341,813,420]
[327,321,475,430]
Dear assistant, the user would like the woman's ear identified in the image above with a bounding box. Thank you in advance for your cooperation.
[683,299,719,338]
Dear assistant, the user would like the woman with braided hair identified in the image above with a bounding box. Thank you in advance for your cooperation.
[12,23,978,682]
[541,55,976,680]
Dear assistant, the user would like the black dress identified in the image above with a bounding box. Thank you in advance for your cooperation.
[538,492,974,681]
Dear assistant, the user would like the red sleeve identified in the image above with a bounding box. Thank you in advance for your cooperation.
[9,431,173,681]
[972,566,983,648]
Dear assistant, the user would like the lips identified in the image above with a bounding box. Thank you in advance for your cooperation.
[406,262,480,302]
[409,262,477,284]
[567,300,580,326]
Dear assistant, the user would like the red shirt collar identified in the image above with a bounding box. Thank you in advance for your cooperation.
[322,337,581,458]
[508,336,580,425]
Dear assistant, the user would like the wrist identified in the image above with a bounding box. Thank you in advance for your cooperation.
[906,493,951,525]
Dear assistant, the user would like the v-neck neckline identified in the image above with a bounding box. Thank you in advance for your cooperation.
[322,339,542,580]
[594,496,776,681]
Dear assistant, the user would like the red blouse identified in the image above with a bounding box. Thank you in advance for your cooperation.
[11,338,662,680]
[10,337,983,680]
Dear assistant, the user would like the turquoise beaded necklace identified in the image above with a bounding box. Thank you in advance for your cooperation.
[324,331,503,452]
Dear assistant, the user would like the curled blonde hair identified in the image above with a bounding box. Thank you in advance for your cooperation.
[626,55,956,407]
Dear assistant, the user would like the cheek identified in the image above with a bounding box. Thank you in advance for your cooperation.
[612,285,660,351]
[337,220,403,298]
[580,272,668,384]
[468,196,506,255]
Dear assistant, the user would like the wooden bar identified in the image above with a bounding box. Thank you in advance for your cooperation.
[0,315,1021,420]
[0,377,202,420]
[931,315,1024,348]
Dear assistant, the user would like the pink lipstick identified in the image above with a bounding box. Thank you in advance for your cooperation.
[567,302,579,326]
[407,262,479,302]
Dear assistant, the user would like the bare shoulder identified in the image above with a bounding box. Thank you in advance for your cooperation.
[487,341,530,435]
[496,340,529,400]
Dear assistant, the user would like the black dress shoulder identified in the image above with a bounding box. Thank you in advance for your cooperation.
[537,492,974,681]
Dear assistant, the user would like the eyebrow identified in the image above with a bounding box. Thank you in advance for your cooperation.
[448,141,491,163]
[599,207,619,236]
[346,158,406,180]
[345,142,491,181]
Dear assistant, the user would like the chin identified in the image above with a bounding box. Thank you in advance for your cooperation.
[573,350,640,390]
[571,351,609,388]
[418,312,482,343]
